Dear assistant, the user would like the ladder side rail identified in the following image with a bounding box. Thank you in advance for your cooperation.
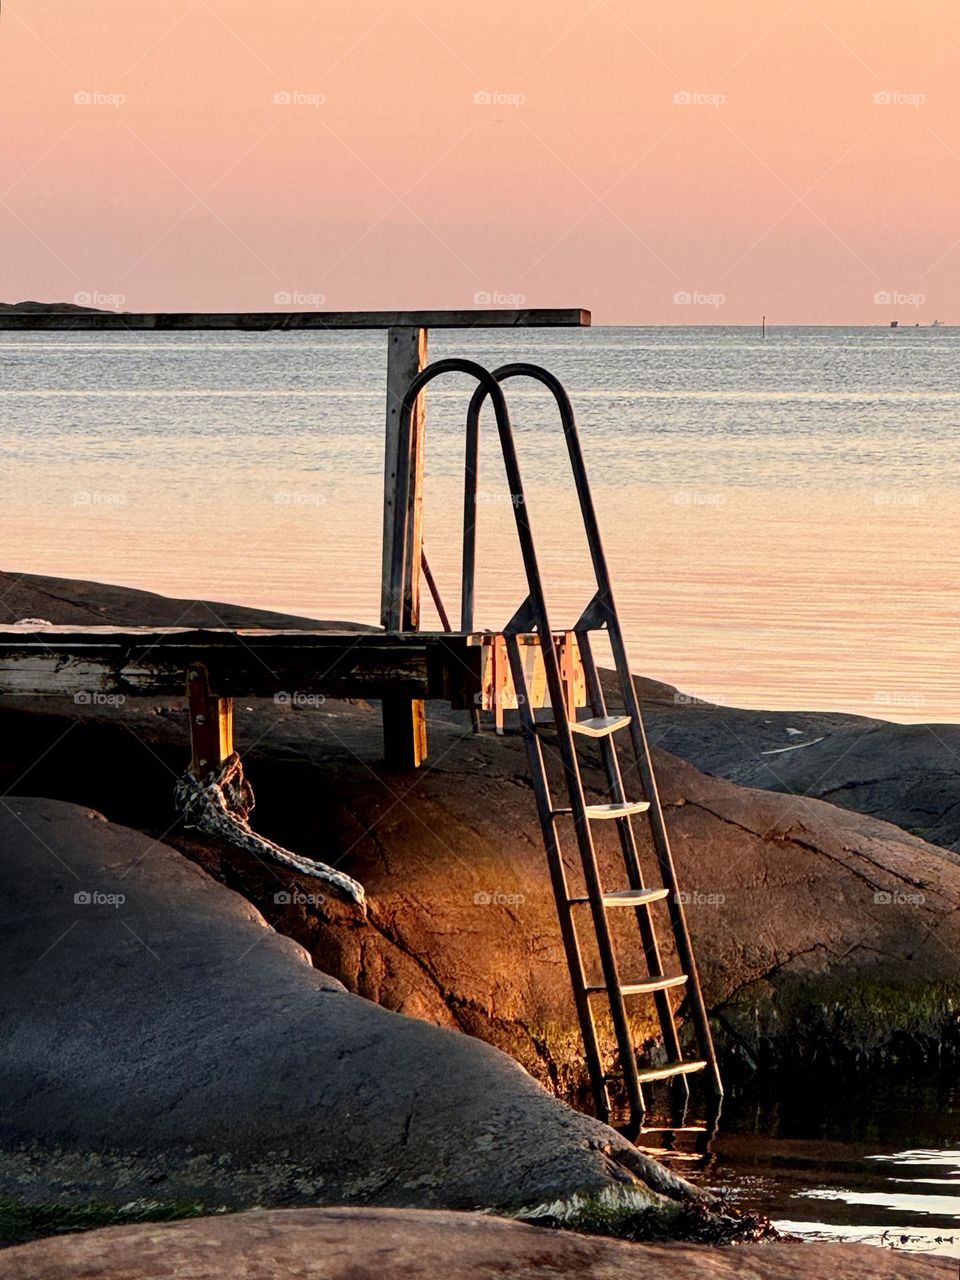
[471,381,646,1124]
[577,629,685,1072]
[484,364,615,603]
[391,368,632,1121]
[476,364,722,1098]
[461,395,480,633]
[503,633,609,1121]
[606,616,721,1095]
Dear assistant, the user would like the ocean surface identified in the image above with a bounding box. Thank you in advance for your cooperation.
[658,1074,960,1260]
[1,324,958,721]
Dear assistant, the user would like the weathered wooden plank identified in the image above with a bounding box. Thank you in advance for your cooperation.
[0,309,591,331]
[0,629,481,703]
[381,328,428,630]
[381,326,429,769]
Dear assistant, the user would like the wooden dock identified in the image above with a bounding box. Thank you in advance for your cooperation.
[0,627,482,703]
[0,306,592,768]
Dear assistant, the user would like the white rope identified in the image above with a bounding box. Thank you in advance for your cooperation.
[174,752,366,909]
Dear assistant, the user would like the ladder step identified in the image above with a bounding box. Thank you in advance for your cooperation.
[553,800,650,820]
[568,887,669,909]
[586,800,650,819]
[572,714,632,738]
[606,1060,707,1085]
[639,1126,709,1135]
[587,975,688,996]
[636,1151,705,1163]
[637,1060,707,1084]
[536,714,631,738]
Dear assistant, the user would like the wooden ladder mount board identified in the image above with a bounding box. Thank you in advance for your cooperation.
[474,632,587,734]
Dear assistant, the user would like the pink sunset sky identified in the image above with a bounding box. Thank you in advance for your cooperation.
[1,0,959,324]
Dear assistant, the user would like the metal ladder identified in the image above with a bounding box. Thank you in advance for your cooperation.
[394,357,722,1134]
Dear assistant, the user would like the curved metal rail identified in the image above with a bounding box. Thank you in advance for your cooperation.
[394,358,722,1129]
[467,365,723,1121]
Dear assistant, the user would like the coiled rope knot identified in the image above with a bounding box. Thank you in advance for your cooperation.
[174,751,366,910]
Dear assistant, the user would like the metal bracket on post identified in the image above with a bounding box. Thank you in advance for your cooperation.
[187,663,233,778]
[380,325,429,769]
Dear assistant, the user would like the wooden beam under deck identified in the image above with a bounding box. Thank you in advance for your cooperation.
[0,628,482,706]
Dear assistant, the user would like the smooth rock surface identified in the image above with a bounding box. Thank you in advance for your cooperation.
[636,685,960,853]
[0,568,371,631]
[0,1207,951,1279]
[0,796,703,1224]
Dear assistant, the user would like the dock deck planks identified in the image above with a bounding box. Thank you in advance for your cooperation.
[0,627,482,704]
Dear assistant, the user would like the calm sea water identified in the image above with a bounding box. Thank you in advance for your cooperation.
[1,324,959,720]
[668,1075,960,1261]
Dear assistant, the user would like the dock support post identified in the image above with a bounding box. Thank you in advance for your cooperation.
[380,325,428,769]
[187,663,233,777]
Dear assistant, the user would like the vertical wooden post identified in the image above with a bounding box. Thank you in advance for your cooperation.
[560,632,578,721]
[491,636,503,736]
[380,326,429,768]
[187,663,233,777]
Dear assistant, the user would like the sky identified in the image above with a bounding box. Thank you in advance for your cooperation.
[2,0,959,324]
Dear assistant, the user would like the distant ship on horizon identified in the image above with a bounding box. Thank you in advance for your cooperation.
[889,319,946,330]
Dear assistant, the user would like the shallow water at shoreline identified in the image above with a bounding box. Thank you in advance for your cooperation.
[1,325,959,721]
[645,1074,960,1259]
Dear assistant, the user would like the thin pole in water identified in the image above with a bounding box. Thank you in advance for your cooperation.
[762,314,766,339]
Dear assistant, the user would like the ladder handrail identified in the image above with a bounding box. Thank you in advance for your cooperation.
[397,358,647,1120]
[394,359,570,670]
[465,363,722,1102]
[466,365,612,601]
[398,357,722,1124]
[390,358,512,633]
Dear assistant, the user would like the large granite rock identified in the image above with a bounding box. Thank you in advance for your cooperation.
[0,572,958,1090]
[0,796,727,1234]
[0,1207,951,1279]
[0,301,112,314]
[633,682,960,853]
[0,568,370,630]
